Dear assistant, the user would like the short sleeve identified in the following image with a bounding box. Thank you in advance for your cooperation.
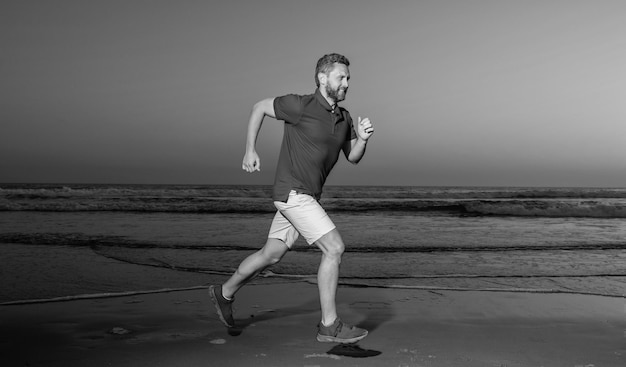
[273,94,302,124]
[344,111,357,141]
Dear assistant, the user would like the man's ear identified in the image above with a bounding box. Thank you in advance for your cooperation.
[317,72,327,86]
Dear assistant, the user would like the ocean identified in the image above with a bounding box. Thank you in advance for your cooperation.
[1,184,625,303]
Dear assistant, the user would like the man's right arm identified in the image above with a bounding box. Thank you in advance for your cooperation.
[242,98,276,173]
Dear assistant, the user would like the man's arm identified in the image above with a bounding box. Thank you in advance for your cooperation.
[344,116,374,164]
[242,98,276,172]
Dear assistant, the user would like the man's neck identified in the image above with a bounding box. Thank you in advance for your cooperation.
[319,88,337,109]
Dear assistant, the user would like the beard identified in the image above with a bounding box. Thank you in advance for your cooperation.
[325,83,347,102]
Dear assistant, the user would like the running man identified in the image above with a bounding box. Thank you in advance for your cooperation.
[209,53,374,344]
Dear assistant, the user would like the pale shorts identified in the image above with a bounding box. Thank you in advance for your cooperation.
[268,190,336,248]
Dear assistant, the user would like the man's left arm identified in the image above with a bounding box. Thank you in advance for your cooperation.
[344,116,374,164]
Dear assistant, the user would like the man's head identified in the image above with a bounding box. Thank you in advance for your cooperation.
[315,53,350,103]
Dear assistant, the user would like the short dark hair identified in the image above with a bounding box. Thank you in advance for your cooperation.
[315,53,350,87]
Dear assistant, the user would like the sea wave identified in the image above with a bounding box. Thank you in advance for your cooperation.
[2,232,625,252]
[2,197,625,218]
[3,184,626,199]
[461,199,626,218]
[0,184,273,200]
[2,184,626,218]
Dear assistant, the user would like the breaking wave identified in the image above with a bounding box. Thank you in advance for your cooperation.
[1,184,626,218]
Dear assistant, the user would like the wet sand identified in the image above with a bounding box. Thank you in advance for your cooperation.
[2,283,625,366]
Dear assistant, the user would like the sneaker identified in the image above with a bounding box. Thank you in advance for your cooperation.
[209,285,235,327]
[317,318,368,344]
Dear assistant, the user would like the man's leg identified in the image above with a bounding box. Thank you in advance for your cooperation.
[314,228,368,343]
[313,228,344,326]
[210,238,289,327]
[222,238,289,299]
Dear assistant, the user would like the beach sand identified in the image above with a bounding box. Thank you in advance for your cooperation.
[1,283,624,367]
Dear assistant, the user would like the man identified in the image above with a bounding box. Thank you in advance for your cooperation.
[209,53,374,344]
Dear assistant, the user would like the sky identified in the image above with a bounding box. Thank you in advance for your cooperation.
[1,0,625,187]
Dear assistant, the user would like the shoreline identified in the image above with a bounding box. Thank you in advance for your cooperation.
[3,279,626,307]
[3,238,626,304]
[2,283,624,366]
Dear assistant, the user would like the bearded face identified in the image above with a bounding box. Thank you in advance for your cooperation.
[325,81,347,102]
[322,63,350,103]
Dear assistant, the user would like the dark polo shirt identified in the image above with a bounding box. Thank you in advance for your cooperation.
[272,89,356,202]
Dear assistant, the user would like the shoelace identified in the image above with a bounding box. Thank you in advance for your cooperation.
[334,321,343,336]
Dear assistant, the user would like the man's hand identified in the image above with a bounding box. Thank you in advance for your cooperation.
[356,116,374,141]
[242,151,261,172]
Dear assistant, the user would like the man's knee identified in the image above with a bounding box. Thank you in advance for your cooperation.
[261,238,289,265]
[315,229,345,257]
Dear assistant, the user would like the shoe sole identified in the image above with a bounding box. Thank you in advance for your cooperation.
[316,330,368,344]
[208,286,235,328]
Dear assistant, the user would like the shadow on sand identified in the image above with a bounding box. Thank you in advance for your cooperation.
[326,343,382,358]
[225,297,320,336]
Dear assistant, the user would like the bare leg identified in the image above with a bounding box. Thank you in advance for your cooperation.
[314,228,345,326]
[221,238,289,299]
